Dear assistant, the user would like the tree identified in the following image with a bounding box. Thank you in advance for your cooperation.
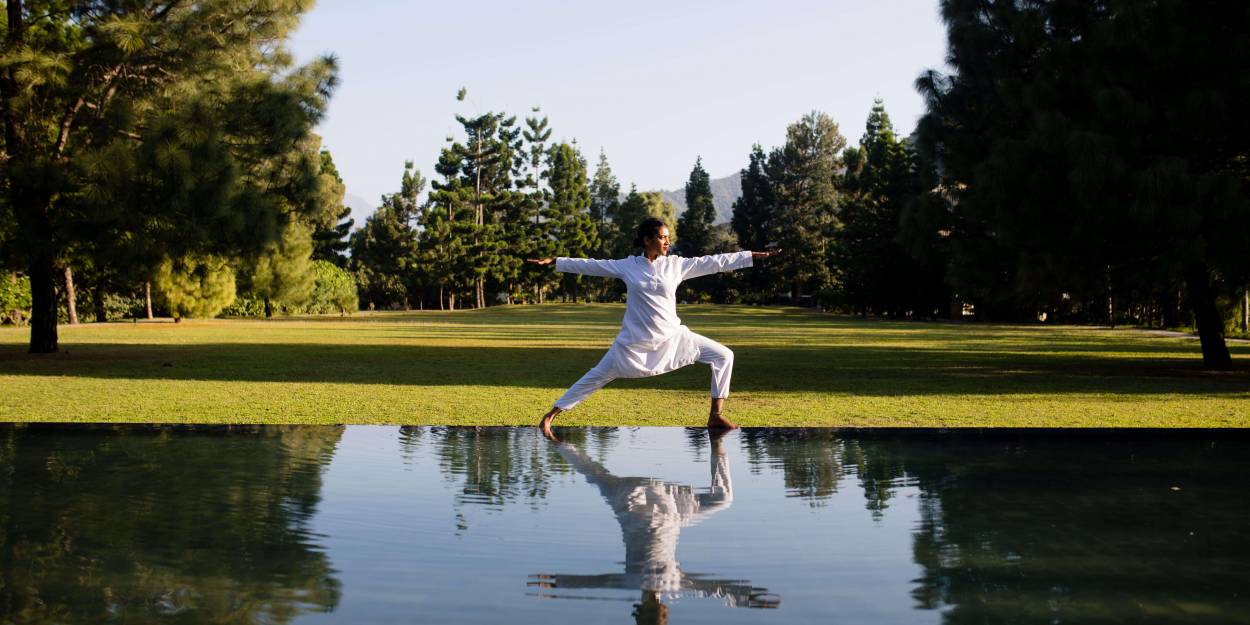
[243,221,315,318]
[833,99,941,317]
[913,0,1250,368]
[589,148,621,225]
[306,260,357,315]
[1,1,337,352]
[732,144,779,298]
[506,108,551,303]
[351,163,423,310]
[676,157,716,257]
[769,111,846,300]
[434,92,520,308]
[546,143,598,301]
[311,150,353,267]
[153,254,236,321]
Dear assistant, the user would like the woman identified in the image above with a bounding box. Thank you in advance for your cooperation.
[527,218,778,433]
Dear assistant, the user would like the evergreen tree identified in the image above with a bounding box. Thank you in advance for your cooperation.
[834,99,939,317]
[913,0,1250,367]
[589,149,621,225]
[546,143,598,301]
[244,221,316,318]
[154,254,237,321]
[770,111,846,300]
[517,109,556,302]
[436,92,519,308]
[676,157,716,257]
[2,0,337,352]
[732,144,779,298]
[350,163,423,309]
[311,150,353,267]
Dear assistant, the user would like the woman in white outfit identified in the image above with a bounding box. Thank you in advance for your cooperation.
[527,218,778,433]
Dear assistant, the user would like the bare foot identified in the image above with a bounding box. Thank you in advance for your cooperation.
[538,408,561,441]
[707,412,738,430]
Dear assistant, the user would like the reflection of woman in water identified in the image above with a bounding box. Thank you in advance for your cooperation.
[527,218,778,434]
[530,429,780,619]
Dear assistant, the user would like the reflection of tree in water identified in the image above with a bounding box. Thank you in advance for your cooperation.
[739,429,910,516]
[0,424,343,625]
[901,432,1250,625]
[398,426,621,531]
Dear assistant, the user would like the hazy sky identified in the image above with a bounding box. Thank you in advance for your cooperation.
[288,0,949,214]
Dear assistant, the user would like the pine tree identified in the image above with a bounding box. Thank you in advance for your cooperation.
[244,221,316,318]
[154,254,237,321]
[676,157,716,257]
[589,149,621,225]
[770,111,846,300]
[351,163,423,309]
[834,99,934,317]
[546,143,598,301]
[2,0,337,352]
[436,92,520,308]
[732,144,778,298]
[915,0,1250,367]
[312,150,353,267]
[517,109,555,302]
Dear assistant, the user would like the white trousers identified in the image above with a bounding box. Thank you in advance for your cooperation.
[554,332,734,410]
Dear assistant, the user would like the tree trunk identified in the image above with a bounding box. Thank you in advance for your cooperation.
[144,282,154,319]
[28,255,58,353]
[448,291,456,311]
[264,297,273,318]
[64,266,78,325]
[438,285,444,311]
[1186,268,1232,370]
[1242,287,1248,334]
[95,288,108,323]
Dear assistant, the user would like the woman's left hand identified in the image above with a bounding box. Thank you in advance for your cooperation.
[752,249,781,260]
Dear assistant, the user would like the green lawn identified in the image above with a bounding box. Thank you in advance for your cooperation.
[1,304,1248,426]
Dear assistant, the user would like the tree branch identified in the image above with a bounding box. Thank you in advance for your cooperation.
[54,64,125,158]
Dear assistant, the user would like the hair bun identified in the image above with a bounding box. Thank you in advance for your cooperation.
[632,237,643,247]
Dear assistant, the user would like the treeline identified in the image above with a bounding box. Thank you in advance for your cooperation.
[5,1,1247,368]
[347,90,698,311]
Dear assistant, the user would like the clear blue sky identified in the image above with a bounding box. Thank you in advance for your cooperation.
[288,0,948,213]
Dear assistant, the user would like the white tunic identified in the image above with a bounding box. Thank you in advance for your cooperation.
[555,251,753,378]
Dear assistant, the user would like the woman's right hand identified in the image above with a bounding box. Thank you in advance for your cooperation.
[526,257,555,266]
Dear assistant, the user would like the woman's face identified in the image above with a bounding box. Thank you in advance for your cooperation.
[645,226,671,256]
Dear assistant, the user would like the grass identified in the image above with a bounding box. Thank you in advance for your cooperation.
[1,304,1248,426]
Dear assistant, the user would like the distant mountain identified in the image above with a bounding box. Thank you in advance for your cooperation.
[649,172,742,225]
[343,193,376,231]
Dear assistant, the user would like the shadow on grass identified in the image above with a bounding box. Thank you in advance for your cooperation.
[2,341,1247,397]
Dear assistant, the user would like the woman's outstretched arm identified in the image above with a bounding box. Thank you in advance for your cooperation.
[680,249,781,280]
[527,256,625,278]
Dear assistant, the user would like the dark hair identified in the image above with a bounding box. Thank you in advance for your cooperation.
[632,218,668,248]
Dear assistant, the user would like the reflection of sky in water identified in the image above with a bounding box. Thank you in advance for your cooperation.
[302,427,927,624]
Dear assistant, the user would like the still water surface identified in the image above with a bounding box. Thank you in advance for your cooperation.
[1,425,1247,624]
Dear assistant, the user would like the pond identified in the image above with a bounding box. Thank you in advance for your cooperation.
[1,425,1247,624]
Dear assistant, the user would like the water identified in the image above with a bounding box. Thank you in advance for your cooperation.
[1,425,1247,624]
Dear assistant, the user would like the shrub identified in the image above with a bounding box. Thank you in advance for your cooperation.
[0,272,32,325]
[154,254,236,320]
[305,260,358,314]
